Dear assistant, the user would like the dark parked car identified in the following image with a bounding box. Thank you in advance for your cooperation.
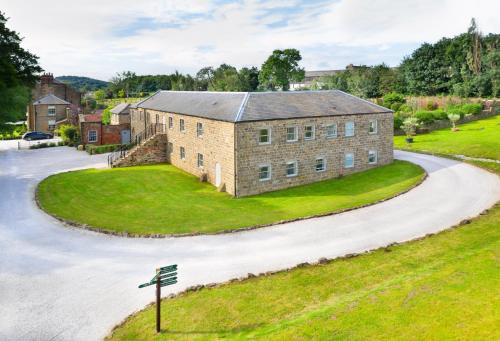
[22,131,53,141]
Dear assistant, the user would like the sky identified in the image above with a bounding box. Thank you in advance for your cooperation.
[1,0,499,81]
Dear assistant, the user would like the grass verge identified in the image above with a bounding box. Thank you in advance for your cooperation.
[37,160,424,236]
[394,114,500,160]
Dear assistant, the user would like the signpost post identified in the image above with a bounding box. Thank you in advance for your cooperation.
[138,264,178,333]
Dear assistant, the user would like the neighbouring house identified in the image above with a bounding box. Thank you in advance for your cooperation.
[31,94,73,133]
[79,113,131,146]
[120,90,393,197]
[27,73,82,132]
[110,103,132,125]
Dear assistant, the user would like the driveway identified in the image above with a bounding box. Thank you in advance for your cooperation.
[0,144,499,341]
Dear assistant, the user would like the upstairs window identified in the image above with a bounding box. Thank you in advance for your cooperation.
[369,119,378,134]
[286,161,298,177]
[168,117,173,129]
[316,157,326,172]
[368,150,378,164]
[197,153,204,167]
[180,146,185,160]
[344,153,354,168]
[197,122,204,137]
[180,119,185,132]
[48,106,56,116]
[286,126,298,142]
[345,121,355,137]
[258,128,271,145]
[304,125,315,140]
[326,124,337,138]
[259,164,271,181]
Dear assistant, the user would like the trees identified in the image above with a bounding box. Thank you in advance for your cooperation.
[259,49,305,91]
[0,11,42,124]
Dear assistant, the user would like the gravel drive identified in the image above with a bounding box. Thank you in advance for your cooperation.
[0,143,499,341]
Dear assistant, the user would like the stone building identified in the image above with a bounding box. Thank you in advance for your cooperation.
[31,94,72,133]
[124,90,393,197]
[79,113,131,146]
[27,73,82,132]
[110,103,132,125]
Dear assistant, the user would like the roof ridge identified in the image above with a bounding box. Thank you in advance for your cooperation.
[235,92,250,122]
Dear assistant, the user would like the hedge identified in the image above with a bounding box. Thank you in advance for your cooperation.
[85,144,121,155]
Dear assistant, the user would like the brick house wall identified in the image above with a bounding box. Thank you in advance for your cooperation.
[80,122,129,145]
[234,113,393,196]
[33,104,69,133]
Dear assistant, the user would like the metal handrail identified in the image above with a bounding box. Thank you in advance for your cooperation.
[108,123,166,167]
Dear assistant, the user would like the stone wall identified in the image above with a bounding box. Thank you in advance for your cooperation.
[111,113,131,125]
[235,113,393,197]
[134,109,236,195]
[113,134,168,167]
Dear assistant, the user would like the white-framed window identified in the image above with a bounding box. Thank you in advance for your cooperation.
[180,119,185,132]
[180,146,185,160]
[197,122,204,137]
[258,128,271,145]
[369,119,378,134]
[48,120,56,130]
[326,124,337,138]
[345,121,355,137]
[368,150,378,164]
[197,153,204,168]
[286,126,298,142]
[344,153,354,168]
[316,157,326,172]
[304,125,315,140]
[168,117,173,129]
[88,130,97,143]
[286,161,298,177]
[259,164,271,181]
[48,106,56,116]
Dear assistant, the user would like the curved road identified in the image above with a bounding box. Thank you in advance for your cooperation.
[0,143,499,340]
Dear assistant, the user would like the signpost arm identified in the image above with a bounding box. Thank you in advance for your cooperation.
[156,269,161,333]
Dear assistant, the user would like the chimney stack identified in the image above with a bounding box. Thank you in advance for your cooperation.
[40,72,54,85]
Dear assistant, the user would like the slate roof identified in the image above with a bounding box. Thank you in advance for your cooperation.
[33,94,71,106]
[137,90,391,123]
[110,103,131,115]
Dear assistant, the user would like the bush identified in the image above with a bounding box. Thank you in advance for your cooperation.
[383,92,406,108]
[58,141,66,146]
[461,103,482,115]
[394,114,403,131]
[431,109,448,120]
[414,110,436,125]
[48,142,56,147]
[56,124,79,144]
[401,117,419,138]
[390,102,402,112]
[425,102,438,110]
[85,144,121,155]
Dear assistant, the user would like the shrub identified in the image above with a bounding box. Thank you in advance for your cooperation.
[425,102,438,110]
[48,142,56,147]
[56,124,79,144]
[414,110,436,125]
[431,109,448,120]
[461,103,482,115]
[85,144,121,155]
[58,141,66,146]
[390,102,402,112]
[38,143,48,148]
[394,114,403,132]
[383,92,406,108]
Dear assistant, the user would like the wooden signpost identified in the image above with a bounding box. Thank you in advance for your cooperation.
[138,264,178,333]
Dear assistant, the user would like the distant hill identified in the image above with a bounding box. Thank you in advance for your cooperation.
[56,76,109,92]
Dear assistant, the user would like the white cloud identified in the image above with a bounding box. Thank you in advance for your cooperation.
[1,0,498,80]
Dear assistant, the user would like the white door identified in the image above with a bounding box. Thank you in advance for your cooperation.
[215,163,221,187]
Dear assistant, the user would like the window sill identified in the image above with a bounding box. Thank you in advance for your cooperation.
[326,136,337,139]
[258,142,271,146]
[259,178,271,182]
[286,139,298,143]
[286,174,298,178]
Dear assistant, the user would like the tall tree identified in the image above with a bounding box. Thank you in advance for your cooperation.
[259,49,305,91]
[0,11,42,123]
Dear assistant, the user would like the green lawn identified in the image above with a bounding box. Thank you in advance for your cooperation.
[107,204,500,340]
[37,161,423,235]
[394,114,500,160]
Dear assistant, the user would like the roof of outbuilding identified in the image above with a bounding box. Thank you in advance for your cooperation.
[110,103,130,115]
[33,94,71,106]
[137,90,392,123]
